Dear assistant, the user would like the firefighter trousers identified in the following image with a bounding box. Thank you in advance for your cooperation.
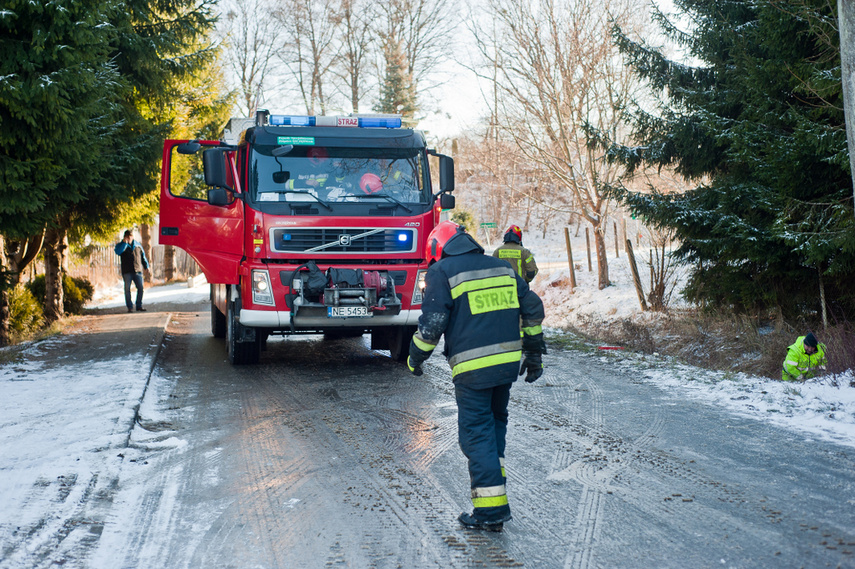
[454,382,512,522]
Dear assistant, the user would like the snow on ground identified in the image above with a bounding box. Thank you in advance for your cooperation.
[518,225,855,449]
[87,278,211,310]
[3,241,854,560]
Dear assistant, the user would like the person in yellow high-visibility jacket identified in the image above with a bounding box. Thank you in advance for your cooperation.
[782,332,827,381]
[492,225,538,282]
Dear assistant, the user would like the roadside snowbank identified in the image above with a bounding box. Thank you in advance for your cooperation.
[514,228,855,448]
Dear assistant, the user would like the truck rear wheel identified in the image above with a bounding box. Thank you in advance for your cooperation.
[226,297,261,365]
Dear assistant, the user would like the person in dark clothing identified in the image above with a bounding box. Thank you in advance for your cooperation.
[114,229,150,312]
[407,221,546,531]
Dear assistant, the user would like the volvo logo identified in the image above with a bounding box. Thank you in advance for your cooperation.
[338,234,352,246]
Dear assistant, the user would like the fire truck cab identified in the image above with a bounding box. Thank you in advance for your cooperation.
[159,111,455,364]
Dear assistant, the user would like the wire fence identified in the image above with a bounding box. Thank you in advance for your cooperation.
[23,245,200,289]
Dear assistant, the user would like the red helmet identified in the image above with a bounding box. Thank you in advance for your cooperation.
[426,220,463,264]
[504,225,523,243]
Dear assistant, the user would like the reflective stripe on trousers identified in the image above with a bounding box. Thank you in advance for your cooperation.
[472,484,508,508]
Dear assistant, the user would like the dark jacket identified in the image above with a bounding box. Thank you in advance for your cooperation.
[411,233,545,388]
[114,240,149,274]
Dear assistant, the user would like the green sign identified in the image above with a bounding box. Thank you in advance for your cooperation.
[278,136,315,145]
[480,222,497,228]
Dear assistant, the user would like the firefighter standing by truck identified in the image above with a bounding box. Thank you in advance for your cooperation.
[492,225,538,283]
[407,221,546,531]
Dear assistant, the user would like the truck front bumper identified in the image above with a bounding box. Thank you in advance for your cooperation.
[238,308,421,329]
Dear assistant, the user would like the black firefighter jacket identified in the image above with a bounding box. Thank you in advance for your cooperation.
[411,246,545,389]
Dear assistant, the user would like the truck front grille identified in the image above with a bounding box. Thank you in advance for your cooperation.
[271,227,417,254]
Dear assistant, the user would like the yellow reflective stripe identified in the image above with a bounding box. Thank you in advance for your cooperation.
[452,350,521,377]
[472,495,509,508]
[497,249,522,259]
[522,325,542,335]
[448,341,522,369]
[500,457,506,478]
[448,267,516,291]
[413,335,436,352]
[525,255,533,263]
[450,275,517,299]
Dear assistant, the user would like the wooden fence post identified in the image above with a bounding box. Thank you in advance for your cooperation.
[585,227,592,271]
[626,239,648,311]
[564,227,577,289]
[622,218,628,254]
[614,221,619,258]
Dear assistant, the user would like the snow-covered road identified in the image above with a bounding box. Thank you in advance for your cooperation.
[1,285,854,567]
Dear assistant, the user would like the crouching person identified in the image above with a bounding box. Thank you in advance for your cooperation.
[782,332,827,381]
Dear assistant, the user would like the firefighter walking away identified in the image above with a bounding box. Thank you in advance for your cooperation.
[407,221,546,531]
[492,224,538,283]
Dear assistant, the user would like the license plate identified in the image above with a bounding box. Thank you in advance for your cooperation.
[327,305,371,318]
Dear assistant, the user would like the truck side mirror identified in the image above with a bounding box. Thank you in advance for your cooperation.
[439,193,455,210]
[203,148,231,190]
[176,141,201,155]
[439,155,454,192]
[207,187,232,206]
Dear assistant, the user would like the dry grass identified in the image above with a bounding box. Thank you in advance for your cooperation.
[565,308,855,380]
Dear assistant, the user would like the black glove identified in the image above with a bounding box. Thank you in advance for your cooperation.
[522,332,547,355]
[519,351,543,383]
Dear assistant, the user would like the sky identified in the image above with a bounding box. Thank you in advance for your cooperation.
[238,0,682,141]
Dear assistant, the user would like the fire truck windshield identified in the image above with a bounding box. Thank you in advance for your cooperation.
[249,145,429,215]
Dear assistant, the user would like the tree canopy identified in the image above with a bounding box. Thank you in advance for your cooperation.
[608,0,855,319]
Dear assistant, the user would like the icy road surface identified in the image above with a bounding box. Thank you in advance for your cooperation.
[1,305,854,568]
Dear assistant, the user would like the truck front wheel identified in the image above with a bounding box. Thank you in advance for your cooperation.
[226,296,261,365]
[387,325,416,362]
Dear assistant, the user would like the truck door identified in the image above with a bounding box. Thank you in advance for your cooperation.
[159,140,244,284]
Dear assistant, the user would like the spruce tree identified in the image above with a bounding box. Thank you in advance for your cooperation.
[374,39,418,126]
[608,0,855,319]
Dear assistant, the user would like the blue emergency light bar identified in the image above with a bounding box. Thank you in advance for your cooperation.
[268,115,402,128]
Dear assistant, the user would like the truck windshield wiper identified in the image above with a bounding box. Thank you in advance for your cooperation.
[359,193,412,212]
[281,190,332,210]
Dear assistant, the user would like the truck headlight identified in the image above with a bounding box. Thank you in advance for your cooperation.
[251,269,275,306]
[412,270,428,305]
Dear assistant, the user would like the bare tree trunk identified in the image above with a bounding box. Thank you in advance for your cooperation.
[140,224,153,284]
[839,0,855,217]
[163,245,176,281]
[0,235,11,346]
[43,227,68,323]
[594,224,610,289]
[0,230,43,344]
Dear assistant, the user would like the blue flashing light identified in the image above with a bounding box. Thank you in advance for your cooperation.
[269,115,315,126]
[360,117,402,128]
[397,232,408,242]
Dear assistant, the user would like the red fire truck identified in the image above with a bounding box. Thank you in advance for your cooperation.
[159,111,455,364]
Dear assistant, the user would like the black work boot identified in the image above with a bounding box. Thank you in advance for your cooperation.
[458,512,511,532]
